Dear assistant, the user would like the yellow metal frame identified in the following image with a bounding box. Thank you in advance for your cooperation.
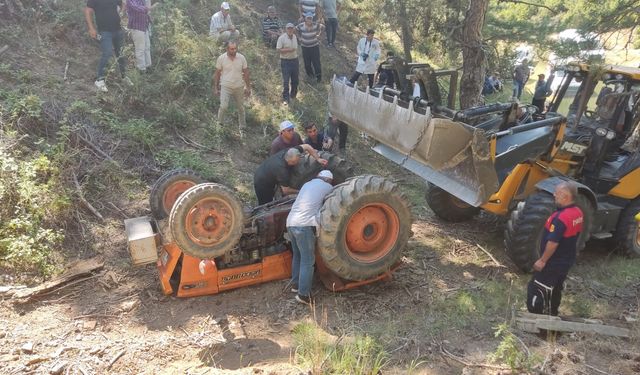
[479,121,576,216]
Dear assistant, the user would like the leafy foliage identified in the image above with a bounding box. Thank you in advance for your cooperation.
[490,323,540,371]
[293,322,388,374]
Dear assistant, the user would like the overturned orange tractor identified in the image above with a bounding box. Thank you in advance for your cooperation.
[127,164,412,298]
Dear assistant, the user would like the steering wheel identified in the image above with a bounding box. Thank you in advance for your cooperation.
[518,104,538,124]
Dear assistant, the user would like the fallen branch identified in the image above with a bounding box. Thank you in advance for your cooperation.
[73,172,104,221]
[440,345,510,370]
[75,133,115,162]
[63,61,69,81]
[108,202,129,219]
[35,273,102,298]
[584,363,610,375]
[107,349,126,369]
[0,45,8,56]
[476,244,506,268]
[12,257,104,300]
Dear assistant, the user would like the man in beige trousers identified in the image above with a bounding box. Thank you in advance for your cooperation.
[213,42,251,136]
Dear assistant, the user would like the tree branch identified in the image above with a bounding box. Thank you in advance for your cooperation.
[497,0,555,12]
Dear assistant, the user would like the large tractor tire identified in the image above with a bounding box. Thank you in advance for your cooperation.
[317,175,412,280]
[425,184,480,222]
[169,183,244,259]
[613,198,640,257]
[289,151,353,189]
[505,190,593,272]
[150,169,205,220]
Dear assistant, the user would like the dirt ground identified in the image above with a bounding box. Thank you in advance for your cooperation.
[1,1,639,374]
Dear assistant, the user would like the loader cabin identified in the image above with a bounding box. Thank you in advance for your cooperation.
[546,63,640,192]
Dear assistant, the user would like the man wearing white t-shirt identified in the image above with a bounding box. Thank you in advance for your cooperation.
[213,42,251,136]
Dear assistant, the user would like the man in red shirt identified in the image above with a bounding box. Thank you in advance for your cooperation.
[527,181,584,316]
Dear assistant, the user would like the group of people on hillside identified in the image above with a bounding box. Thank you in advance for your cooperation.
[84,0,153,92]
[84,1,580,312]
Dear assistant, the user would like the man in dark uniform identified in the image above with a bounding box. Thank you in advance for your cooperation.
[527,181,584,316]
[253,145,328,205]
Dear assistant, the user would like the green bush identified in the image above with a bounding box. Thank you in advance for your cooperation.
[0,153,69,276]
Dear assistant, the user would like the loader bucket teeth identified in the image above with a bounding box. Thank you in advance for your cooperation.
[328,79,499,206]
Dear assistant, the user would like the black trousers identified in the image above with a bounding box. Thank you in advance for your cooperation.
[254,182,276,205]
[325,18,338,44]
[532,98,545,113]
[281,58,299,101]
[527,267,569,316]
[301,45,321,81]
[349,71,374,88]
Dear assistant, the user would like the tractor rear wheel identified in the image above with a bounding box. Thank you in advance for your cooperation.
[289,151,353,189]
[317,175,412,280]
[505,190,593,272]
[613,198,640,257]
[150,169,205,220]
[169,183,244,259]
[425,184,480,222]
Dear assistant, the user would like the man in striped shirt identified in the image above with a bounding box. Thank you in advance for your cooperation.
[126,0,152,73]
[262,6,282,48]
[296,13,324,83]
[298,0,322,22]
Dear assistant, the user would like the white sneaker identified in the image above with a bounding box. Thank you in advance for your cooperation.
[94,80,108,92]
[123,77,134,86]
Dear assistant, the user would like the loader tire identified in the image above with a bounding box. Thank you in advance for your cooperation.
[505,191,593,272]
[317,175,412,280]
[613,198,640,257]
[425,184,480,222]
[150,169,205,220]
[169,183,244,259]
[289,151,353,189]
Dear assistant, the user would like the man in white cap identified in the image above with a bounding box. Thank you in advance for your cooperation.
[253,145,328,205]
[210,2,239,43]
[276,23,299,104]
[270,120,303,155]
[286,169,334,305]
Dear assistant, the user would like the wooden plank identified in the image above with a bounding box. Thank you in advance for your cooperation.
[534,319,630,338]
[515,311,631,338]
[13,257,104,300]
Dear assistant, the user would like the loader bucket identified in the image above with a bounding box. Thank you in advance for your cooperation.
[328,79,499,206]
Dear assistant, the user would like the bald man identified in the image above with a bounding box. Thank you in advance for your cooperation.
[527,182,584,316]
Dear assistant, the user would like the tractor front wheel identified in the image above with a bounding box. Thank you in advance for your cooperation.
[614,198,640,257]
[425,184,480,222]
[169,183,244,259]
[150,169,205,220]
[317,175,412,280]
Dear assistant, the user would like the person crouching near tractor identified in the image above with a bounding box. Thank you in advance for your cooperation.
[286,170,334,305]
[527,182,583,316]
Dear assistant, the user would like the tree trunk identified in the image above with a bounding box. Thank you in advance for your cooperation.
[397,0,413,62]
[459,0,489,109]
